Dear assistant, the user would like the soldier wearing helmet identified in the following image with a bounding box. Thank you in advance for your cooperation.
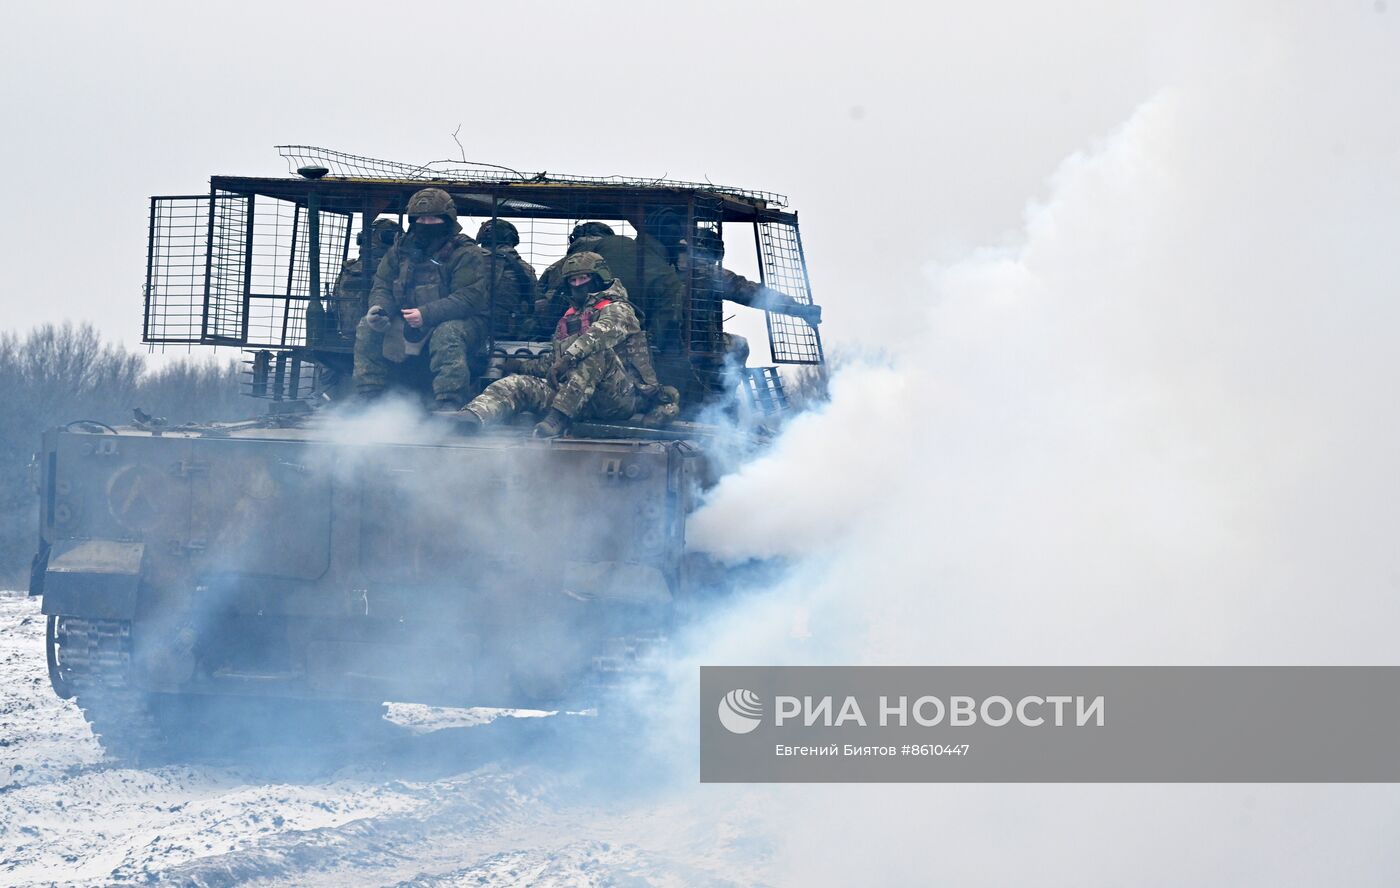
[332,217,403,337]
[534,218,682,400]
[535,221,617,313]
[460,251,641,438]
[475,218,539,340]
[354,187,494,407]
[677,227,822,327]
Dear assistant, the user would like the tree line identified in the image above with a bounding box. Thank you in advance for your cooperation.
[0,323,247,586]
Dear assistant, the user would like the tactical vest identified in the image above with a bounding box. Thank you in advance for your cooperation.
[488,247,536,338]
[392,236,464,312]
[380,235,473,360]
[334,258,370,335]
[495,247,536,300]
[555,290,664,398]
[555,298,612,341]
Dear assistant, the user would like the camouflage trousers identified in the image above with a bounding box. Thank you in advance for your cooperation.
[465,351,638,425]
[353,318,481,403]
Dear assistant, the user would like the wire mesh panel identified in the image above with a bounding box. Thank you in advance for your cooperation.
[277,145,790,207]
[247,197,300,309]
[144,195,214,344]
[470,215,636,342]
[757,220,823,364]
[203,191,251,343]
[245,205,352,349]
[686,197,727,361]
[288,205,351,304]
[146,162,825,415]
[743,366,790,416]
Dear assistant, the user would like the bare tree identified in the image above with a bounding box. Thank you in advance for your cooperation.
[0,323,245,585]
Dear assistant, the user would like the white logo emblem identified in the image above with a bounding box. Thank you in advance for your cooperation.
[718,688,764,734]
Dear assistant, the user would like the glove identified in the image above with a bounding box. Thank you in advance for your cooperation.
[364,305,391,333]
[548,350,580,386]
[797,303,822,326]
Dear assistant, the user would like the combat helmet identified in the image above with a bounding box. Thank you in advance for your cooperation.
[404,187,458,225]
[681,227,725,261]
[476,218,519,248]
[643,206,685,245]
[569,221,615,243]
[357,217,403,249]
[558,251,614,290]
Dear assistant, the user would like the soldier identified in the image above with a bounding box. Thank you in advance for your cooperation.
[459,252,639,438]
[678,228,822,327]
[334,217,403,337]
[536,221,676,417]
[354,188,492,408]
[536,221,616,302]
[587,222,686,355]
[541,209,686,360]
[475,218,539,340]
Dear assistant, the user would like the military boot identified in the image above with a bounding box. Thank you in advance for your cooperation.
[532,408,570,438]
[456,407,483,435]
[639,385,680,428]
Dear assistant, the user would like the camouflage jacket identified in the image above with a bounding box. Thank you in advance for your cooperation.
[369,226,491,329]
[521,281,639,376]
[538,234,683,349]
[709,267,807,316]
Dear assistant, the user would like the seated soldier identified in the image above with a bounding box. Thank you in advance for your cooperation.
[476,218,538,340]
[538,220,683,350]
[458,252,639,438]
[336,218,403,337]
[354,188,492,408]
[306,218,403,396]
[539,221,677,419]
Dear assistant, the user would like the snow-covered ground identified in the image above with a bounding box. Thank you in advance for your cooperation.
[0,594,769,887]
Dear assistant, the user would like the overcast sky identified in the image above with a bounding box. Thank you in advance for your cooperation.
[0,0,1168,349]
[6,3,1400,884]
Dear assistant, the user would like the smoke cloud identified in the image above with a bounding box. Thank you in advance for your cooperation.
[665,6,1400,885]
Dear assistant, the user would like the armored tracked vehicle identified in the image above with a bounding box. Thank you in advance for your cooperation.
[29,147,824,760]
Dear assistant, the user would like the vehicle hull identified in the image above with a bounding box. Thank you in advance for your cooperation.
[33,421,702,711]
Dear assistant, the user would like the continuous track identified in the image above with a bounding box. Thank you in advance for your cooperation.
[50,616,165,763]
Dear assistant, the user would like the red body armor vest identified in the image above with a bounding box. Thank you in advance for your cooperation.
[555,298,612,340]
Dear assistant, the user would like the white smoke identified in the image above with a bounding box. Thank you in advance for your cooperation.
[662,6,1400,884]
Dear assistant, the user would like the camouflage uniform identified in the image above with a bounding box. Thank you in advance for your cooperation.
[538,225,599,337]
[477,219,539,340]
[333,218,403,337]
[542,238,672,412]
[539,231,683,350]
[353,188,492,406]
[464,256,639,428]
